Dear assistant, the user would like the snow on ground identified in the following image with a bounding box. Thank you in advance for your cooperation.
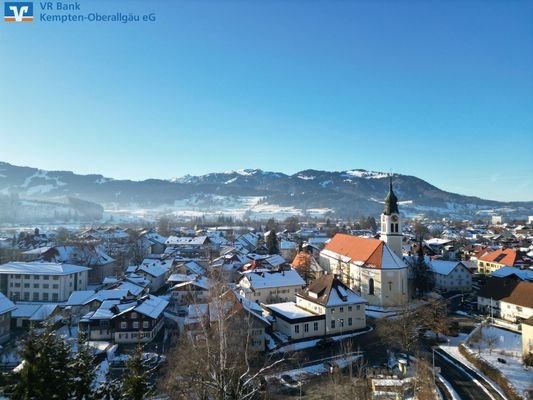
[465,326,533,398]
[265,333,277,351]
[271,354,362,382]
[438,331,510,400]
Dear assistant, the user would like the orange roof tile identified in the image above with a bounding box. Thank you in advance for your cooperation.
[324,233,384,269]
[479,248,518,266]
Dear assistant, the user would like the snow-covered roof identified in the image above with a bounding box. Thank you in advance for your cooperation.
[266,302,318,320]
[66,290,96,306]
[241,268,305,289]
[165,236,208,246]
[134,295,169,319]
[265,254,287,267]
[168,273,198,283]
[491,266,533,281]
[0,261,90,275]
[12,303,59,320]
[0,292,16,314]
[182,261,207,275]
[428,260,467,276]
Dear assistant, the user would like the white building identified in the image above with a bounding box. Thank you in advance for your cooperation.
[428,260,472,292]
[266,274,367,341]
[238,268,305,304]
[319,180,408,307]
[0,261,89,302]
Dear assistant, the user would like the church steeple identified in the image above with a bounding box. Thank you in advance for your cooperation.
[381,175,403,258]
[383,176,399,215]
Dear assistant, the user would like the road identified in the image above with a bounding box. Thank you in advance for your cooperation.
[435,349,506,400]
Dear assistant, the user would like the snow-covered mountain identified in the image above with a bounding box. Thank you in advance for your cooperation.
[0,161,531,219]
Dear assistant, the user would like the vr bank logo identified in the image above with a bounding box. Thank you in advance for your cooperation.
[4,2,33,22]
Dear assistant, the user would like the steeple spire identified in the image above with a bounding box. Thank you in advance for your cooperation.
[383,175,399,215]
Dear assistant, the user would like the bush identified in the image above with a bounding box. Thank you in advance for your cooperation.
[458,343,522,400]
[523,353,533,367]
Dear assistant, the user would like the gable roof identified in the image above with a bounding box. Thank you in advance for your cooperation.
[499,281,533,309]
[0,261,90,275]
[0,292,16,314]
[241,268,305,289]
[428,260,469,276]
[323,234,405,270]
[298,274,367,307]
[477,277,520,301]
[479,248,518,266]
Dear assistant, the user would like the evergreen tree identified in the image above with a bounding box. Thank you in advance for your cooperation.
[413,238,435,297]
[70,333,97,400]
[266,230,279,254]
[122,346,152,400]
[12,327,72,400]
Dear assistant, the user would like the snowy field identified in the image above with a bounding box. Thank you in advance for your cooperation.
[439,326,533,399]
[466,326,533,399]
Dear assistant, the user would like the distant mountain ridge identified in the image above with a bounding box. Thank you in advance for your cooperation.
[0,161,531,219]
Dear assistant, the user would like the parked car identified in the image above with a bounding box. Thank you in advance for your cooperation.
[497,358,507,364]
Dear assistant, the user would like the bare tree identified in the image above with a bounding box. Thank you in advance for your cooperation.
[376,306,421,357]
[484,334,498,356]
[412,355,438,400]
[161,280,284,400]
[420,298,448,341]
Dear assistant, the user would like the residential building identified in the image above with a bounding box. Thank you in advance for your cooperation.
[0,261,89,302]
[477,248,532,274]
[238,268,305,304]
[265,275,367,340]
[0,293,15,343]
[79,295,168,344]
[522,316,533,358]
[477,278,533,322]
[427,260,472,292]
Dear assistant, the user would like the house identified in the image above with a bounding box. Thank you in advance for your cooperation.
[427,260,472,292]
[291,250,323,283]
[140,230,167,254]
[0,293,16,344]
[477,248,532,275]
[0,261,89,302]
[39,245,117,284]
[165,236,212,258]
[320,234,408,307]
[491,266,533,282]
[11,303,62,329]
[238,268,305,304]
[133,258,173,291]
[522,316,533,358]
[79,294,168,344]
[265,275,367,341]
[170,276,212,306]
[477,278,533,322]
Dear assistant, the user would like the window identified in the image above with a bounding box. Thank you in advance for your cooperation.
[43,284,49,289]
[348,306,352,312]
[143,321,150,328]
[43,293,49,301]
[340,319,344,328]
[133,321,139,329]
[33,275,40,280]
[14,283,20,288]
[313,322,319,331]
[24,283,30,288]
[53,276,59,280]
[356,305,360,310]
[340,307,344,313]
[52,293,58,301]
[295,325,300,334]
[348,318,353,326]
[53,284,59,289]
[33,283,39,288]
[121,321,127,329]
[369,278,374,295]
[24,292,30,300]
[331,308,335,314]
[331,320,335,329]
[33,293,39,301]
[43,276,49,280]
[304,323,309,333]
[131,312,137,319]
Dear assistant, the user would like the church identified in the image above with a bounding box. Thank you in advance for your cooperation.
[319,179,409,307]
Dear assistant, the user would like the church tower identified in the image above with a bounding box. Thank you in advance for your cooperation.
[381,177,403,258]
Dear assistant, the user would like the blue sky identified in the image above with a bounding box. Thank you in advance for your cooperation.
[1,0,532,201]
